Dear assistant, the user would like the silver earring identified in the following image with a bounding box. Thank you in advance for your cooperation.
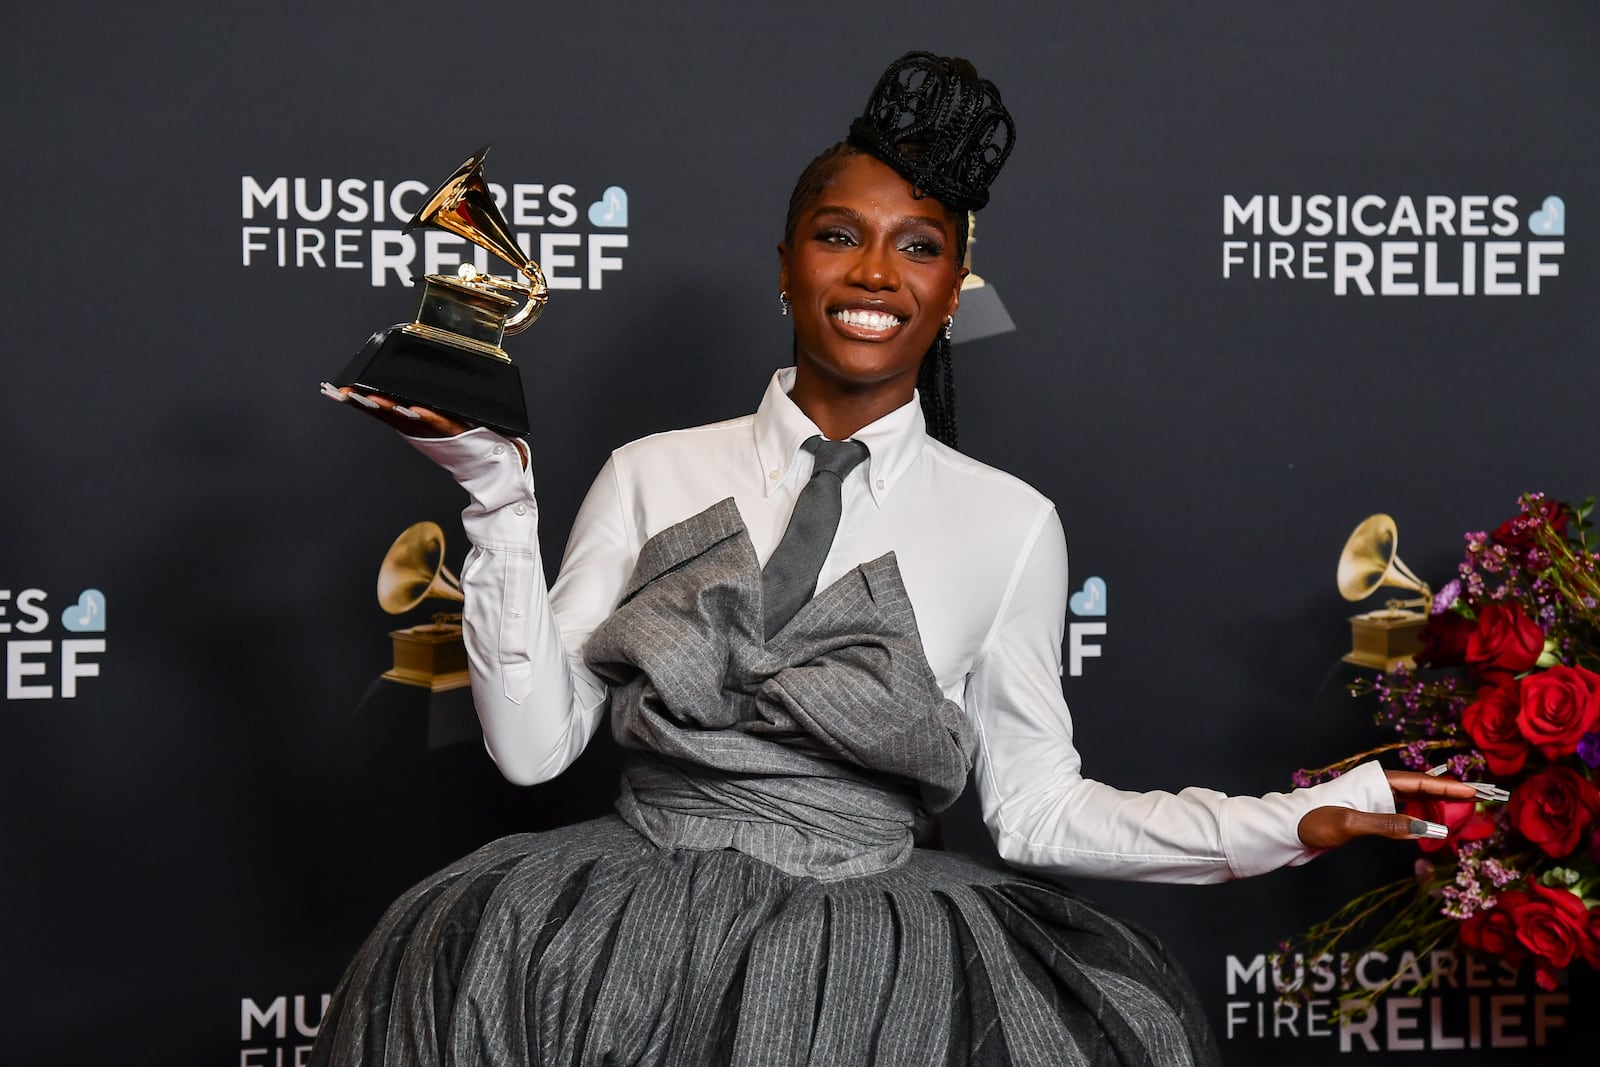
[779,291,790,316]
[943,316,954,341]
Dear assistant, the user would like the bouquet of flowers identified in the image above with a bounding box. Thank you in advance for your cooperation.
[1288,493,1600,1001]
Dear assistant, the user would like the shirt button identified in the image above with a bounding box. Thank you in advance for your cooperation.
[769,469,780,480]
[492,444,506,456]
[512,503,527,516]
[876,479,885,490]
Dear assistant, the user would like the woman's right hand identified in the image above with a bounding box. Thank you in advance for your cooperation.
[320,382,470,438]
[320,383,530,469]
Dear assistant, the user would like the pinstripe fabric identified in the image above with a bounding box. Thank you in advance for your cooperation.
[310,501,1221,1066]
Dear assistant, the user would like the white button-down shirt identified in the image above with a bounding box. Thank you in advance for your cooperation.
[409,368,1392,883]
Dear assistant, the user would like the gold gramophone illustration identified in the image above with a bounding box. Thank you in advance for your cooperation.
[334,146,547,435]
[376,521,468,691]
[951,211,1015,343]
[1336,514,1432,670]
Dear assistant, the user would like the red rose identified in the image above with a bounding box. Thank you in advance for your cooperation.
[1517,665,1600,758]
[1403,797,1495,853]
[1504,882,1594,970]
[1460,898,1525,960]
[1492,500,1571,551]
[1465,602,1545,682]
[1464,684,1530,776]
[1416,612,1475,669]
[1508,766,1600,857]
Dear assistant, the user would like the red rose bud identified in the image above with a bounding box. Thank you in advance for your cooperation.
[1465,602,1545,683]
[1461,896,1526,960]
[1416,611,1475,669]
[1508,766,1600,858]
[1464,684,1530,777]
[1508,881,1593,970]
[1403,797,1495,853]
[1517,665,1600,758]
[1491,500,1572,551]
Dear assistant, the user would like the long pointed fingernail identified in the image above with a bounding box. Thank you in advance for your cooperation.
[320,382,348,402]
[348,392,381,409]
[1425,763,1450,777]
[1411,820,1449,839]
[1469,783,1510,802]
[392,406,422,420]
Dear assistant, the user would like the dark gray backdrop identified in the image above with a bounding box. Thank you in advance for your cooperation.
[3,1,1597,1062]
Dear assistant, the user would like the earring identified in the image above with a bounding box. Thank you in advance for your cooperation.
[779,291,790,316]
[943,316,954,341]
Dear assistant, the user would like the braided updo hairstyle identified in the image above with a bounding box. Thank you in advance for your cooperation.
[782,53,1014,450]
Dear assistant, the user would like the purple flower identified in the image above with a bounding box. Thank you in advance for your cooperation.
[1431,580,1462,616]
[1578,732,1600,769]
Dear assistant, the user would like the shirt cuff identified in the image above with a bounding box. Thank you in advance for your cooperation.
[404,427,533,503]
[1220,760,1395,879]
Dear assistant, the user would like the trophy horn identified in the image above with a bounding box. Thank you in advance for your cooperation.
[407,145,548,333]
[1337,514,1431,606]
[377,521,465,615]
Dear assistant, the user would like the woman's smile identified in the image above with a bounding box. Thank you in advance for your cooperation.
[829,304,908,338]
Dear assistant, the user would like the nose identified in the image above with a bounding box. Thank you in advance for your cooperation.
[845,239,899,291]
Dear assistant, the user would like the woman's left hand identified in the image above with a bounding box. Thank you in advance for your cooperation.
[1296,770,1487,850]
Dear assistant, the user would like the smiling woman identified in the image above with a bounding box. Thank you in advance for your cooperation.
[314,50,1477,1067]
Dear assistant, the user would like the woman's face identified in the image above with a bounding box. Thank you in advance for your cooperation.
[779,153,965,404]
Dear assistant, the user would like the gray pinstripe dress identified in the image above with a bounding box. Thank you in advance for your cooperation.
[311,500,1221,1066]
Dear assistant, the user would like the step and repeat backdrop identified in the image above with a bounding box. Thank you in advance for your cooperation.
[4,2,1596,1062]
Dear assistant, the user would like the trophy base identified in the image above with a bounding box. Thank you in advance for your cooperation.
[351,675,481,750]
[1341,609,1426,671]
[336,324,531,436]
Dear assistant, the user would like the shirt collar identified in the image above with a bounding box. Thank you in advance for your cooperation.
[752,367,927,506]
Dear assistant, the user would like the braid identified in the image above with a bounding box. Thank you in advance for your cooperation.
[916,331,958,449]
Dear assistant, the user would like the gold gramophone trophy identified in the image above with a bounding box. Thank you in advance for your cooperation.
[376,521,468,691]
[1336,514,1432,670]
[334,146,546,435]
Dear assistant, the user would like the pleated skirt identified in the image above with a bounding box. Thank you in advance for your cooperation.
[309,816,1220,1066]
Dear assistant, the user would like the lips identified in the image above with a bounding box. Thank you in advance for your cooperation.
[829,304,907,338]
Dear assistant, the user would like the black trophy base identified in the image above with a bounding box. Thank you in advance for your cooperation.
[336,325,531,436]
[351,675,481,750]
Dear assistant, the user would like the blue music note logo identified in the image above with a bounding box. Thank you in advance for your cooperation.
[1069,577,1107,617]
[1528,196,1565,237]
[587,186,629,228]
[62,589,107,633]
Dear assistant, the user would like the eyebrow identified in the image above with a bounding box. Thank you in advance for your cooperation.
[811,204,951,231]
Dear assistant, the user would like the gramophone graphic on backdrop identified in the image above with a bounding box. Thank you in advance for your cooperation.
[352,521,480,748]
[1336,513,1432,670]
[951,211,1015,343]
[333,146,547,435]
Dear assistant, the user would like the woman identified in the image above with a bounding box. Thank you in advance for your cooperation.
[317,52,1475,1067]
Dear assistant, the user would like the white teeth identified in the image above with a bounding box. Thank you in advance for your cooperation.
[833,309,901,331]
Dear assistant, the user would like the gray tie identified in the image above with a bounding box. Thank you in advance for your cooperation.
[762,435,870,639]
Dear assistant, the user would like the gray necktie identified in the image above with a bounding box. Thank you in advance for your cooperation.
[762,435,870,639]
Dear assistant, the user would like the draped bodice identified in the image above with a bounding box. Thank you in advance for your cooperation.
[583,498,973,880]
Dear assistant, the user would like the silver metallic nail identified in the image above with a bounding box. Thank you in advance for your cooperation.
[319,382,348,402]
[1411,819,1450,839]
[392,406,422,419]
[348,392,381,409]
[1425,764,1450,777]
